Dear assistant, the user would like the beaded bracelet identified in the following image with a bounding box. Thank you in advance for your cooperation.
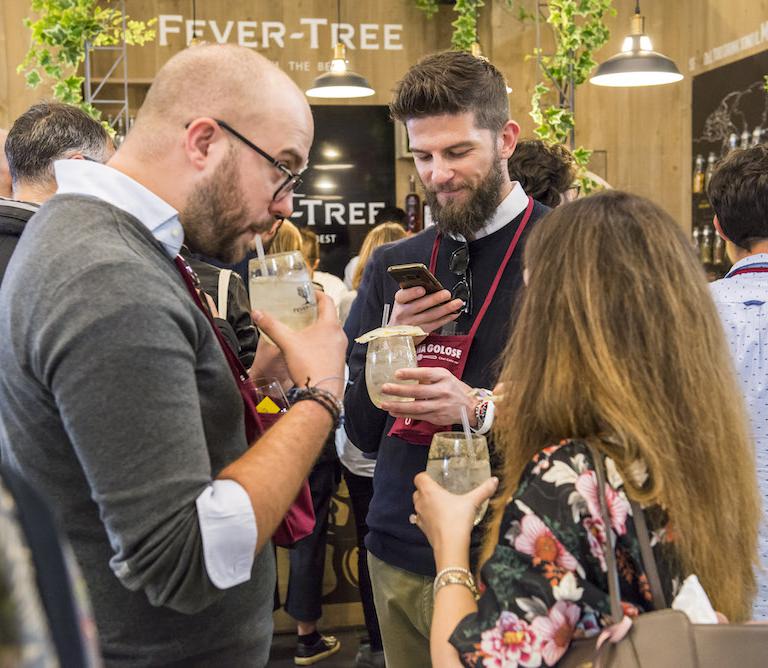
[287,385,344,431]
[433,566,480,601]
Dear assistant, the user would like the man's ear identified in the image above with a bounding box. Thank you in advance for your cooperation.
[712,215,729,242]
[183,118,220,171]
[498,119,520,161]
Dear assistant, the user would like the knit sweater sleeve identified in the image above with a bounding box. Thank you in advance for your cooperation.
[37,261,238,614]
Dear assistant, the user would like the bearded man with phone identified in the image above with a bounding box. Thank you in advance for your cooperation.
[343,50,550,667]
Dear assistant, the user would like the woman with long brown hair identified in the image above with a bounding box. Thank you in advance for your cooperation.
[410,191,761,667]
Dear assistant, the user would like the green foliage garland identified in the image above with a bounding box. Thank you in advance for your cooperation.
[451,0,485,51]
[529,0,615,191]
[18,0,156,118]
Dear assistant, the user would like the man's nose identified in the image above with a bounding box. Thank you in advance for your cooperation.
[269,193,294,220]
[430,157,453,186]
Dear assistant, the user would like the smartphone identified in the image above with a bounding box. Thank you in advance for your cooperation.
[387,263,444,294]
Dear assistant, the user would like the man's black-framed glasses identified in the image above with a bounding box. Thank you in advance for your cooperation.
[212,119,304,201]
[450,241,473,316]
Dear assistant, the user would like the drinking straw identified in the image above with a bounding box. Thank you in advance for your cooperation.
[382,303,390,328]
[254,234,269,276]
[460,405,476,462]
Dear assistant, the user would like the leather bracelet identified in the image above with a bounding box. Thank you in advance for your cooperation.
[287,386,344,430]
[433,567,479,601]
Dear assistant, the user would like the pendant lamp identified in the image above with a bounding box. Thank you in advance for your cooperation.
[306,1,374,98]
[590,0,682,88]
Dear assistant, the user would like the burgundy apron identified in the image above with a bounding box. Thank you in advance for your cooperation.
[174,257,314,546]
[388,197,534,445]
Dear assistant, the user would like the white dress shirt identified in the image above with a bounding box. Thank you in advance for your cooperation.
[54,159,256,589]
[710,253,768,619]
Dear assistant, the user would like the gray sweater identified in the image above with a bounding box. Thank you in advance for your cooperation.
[0,195,274,667]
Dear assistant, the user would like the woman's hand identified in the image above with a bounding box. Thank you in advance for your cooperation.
[411,472,498,564]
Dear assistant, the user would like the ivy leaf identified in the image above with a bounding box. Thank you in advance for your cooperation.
[25,69,42,88]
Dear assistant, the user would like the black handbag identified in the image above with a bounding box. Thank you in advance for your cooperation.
[560,444,768,668]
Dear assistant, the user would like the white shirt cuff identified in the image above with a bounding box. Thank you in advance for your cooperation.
[195,480,256,589]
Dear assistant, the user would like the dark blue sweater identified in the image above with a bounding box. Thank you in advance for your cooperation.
[344,200,549,576]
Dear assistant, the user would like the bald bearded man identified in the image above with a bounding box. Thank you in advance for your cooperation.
[0,45,346,667]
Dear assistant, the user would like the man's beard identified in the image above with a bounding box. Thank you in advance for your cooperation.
[424,157,504,240]
[181,152,272,263]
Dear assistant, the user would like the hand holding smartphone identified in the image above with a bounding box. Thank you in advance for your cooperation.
[387,263,444,294]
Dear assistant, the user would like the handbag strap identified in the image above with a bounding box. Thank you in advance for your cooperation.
[217,269,232,321]
[629,498,667,609]
[588,443,624,624]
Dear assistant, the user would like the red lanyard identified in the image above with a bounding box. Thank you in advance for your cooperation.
[428,196,534,340]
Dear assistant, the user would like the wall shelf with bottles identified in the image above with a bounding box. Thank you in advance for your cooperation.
[690,50,768,281]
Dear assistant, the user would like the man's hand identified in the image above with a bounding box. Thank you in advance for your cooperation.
[252,291,346,397]
[389,287,464,339]
[379,367,478,426]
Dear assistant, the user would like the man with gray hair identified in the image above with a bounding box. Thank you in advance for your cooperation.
[0,101,112,284]
[0,44,346,667]
[0,128,11,198]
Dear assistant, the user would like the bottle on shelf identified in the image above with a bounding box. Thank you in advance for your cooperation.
[740,129,751,150]
[405,175,422,233]
[753,126,763,147]
[692,226,701,252]
[700,226,714,265]
[704,152,717,190]
[692,155,705,193]
[727,133,739,154]
[713,232,726,266]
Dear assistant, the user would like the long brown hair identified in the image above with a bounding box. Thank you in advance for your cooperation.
[487,190,760,621]
[352,222,408,289]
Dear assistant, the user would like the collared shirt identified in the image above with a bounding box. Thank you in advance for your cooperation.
[710,253,768,619]
[53,159,256,590]
[448,181,529,242]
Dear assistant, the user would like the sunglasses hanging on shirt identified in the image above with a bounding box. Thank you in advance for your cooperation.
[449,241,473,317]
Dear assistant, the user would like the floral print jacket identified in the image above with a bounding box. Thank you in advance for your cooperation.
[450,439,679,667]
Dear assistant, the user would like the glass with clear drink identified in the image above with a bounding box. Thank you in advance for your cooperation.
[365,334,418,408]
[426,431,491,526]
[248,251,317,335]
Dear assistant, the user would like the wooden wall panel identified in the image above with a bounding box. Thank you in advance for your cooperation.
[3,0,768,224]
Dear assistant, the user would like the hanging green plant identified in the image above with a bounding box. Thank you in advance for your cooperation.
[451,0,485,51]
[415,0,440,20]
[529,0,615,192]
[18,0,156,118]
[413,0,485,52]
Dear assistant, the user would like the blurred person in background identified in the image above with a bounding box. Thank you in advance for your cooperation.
[507,139,578,208]
[268,217,303,255]
[0,128,12,198]
[301,226,349,311]
[338,220,407,668]
[0,102,112,285]
[265,219,344,665]
[344,206,408,289]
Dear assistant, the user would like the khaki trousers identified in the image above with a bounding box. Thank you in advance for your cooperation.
[368,552,434,668]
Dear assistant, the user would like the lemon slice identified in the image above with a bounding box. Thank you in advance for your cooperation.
[354,325,427,344]
[256,396,281,414]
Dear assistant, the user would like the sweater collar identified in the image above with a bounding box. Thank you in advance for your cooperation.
[54,159,183,258]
